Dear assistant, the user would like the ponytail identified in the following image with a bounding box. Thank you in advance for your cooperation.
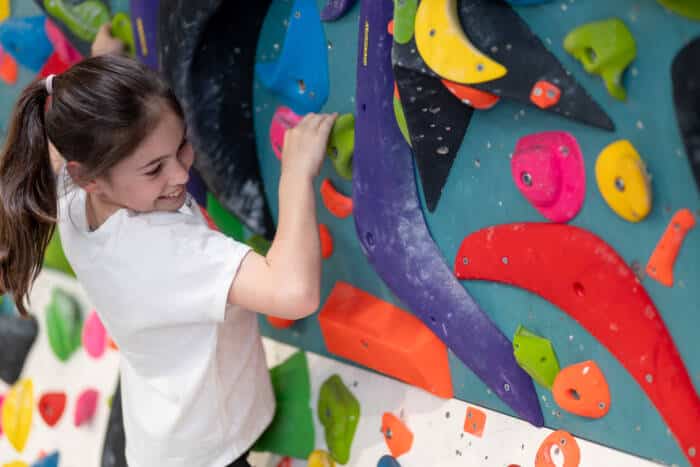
[0,79,58,316]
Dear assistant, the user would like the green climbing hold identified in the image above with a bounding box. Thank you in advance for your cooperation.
[326,113,354,180]
[318,374,360,465]
[246,234,271,256]
[563,18,636,101]
[512,325,560,389]
[206,193,245,241]
[392,93,411,146]
[46,288,83,362]
[111,13,135,56]
[253,351,315,459]
[44,229,76,278]
[392,0,418,44]
[658,0,700,20]
[44,0,110,43]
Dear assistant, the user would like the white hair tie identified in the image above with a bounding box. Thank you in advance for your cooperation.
[45,74,56,95]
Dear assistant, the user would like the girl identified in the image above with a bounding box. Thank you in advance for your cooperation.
[0,26,337,467]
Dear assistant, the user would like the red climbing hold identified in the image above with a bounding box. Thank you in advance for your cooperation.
[552,360,610,419]
[441,80,500,110]
[646,208,696,287]
[319,224,334,259]
[199,206,220,231]
[530,80,561,109]
[276,457,292,467]
[39,392,66,427]
[38,51,71,78]
[463,406,487,438]
[320,179,353,218]
[535,430,580,467]
[381,413,414,458]
[267,316,295,329]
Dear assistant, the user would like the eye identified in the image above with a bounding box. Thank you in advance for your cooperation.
[146,164,162,177]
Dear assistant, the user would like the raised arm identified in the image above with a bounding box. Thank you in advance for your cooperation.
[228,113,338,320]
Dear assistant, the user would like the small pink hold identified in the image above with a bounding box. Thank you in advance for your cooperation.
[74,389,99,427]
[82,310,107,359]
[44,19,83,66]
[269,106,303,159]
[511,131,585,223]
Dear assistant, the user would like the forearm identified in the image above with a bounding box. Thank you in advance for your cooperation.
[265,170,321,310]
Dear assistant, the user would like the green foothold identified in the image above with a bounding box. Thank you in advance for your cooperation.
[46,288,83,362]
[43,229,76,278]
[512,325,560,389]
[392,0,418,44]
[111,13,135,56]
[318,374,360,465]
[563,18,636,101]
[658,0,700,20]
[254,351,315,459]
[206,192,245,241]
[392,94,411,146]
[44,0,110,43]
[326,113,355,180]
[245,234,271,256]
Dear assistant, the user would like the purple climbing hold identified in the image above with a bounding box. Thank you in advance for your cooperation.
[0,15,53,72]
[352,0,542,427]
[320,0,358,21]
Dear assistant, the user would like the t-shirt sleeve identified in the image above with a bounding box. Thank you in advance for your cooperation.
[118,213,252,326]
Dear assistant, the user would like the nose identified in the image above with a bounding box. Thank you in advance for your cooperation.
[170,156,190,186]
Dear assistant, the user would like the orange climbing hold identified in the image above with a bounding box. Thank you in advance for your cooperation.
[276,457,292,467]
[108,338,119,351]
[646,208,696,287]
[320,179,353,218]
[381,412,414,458]
[535,430,581,467]
[319,224,334,259]
[267,316,295,329]
[462,406,487,438]
[319,282,453,398]
[387,19,394,36]
[199,206,220,231]
[552,360,610,419]
[0,48,18,85]
[441,80,500,110]
[530,80,562,109]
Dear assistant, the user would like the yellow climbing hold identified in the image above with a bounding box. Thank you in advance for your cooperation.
[595,140,652,223]
[0,0,9,22]
[307,449,336,467]
[3,462,29,467]
[414,0,506,84]
[2,379,34,453]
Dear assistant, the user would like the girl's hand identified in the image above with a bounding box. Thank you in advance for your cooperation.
[91,23,125,57]
[281,112,338,179]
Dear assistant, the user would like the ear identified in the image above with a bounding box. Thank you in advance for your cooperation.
[65,160,100,193]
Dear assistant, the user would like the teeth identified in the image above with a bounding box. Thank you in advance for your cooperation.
[163,188,182,199]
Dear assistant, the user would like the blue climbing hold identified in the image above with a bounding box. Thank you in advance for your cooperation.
[0,15,53,72]
[377,455,402,467]
[33,452,60,467]
[255,0,329,114]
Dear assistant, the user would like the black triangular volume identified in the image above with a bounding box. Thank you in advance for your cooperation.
[101,381,127,467]
[672,37,700,192]
[458,0,614,131]
[394,66,474,212]
[0,314,38,385]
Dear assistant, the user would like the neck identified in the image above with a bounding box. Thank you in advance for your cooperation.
[86,193,120,231]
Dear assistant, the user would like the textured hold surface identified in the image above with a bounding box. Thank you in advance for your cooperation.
[42,0,109,43]
[377,456,402,467]
[320,0,358,21]
[32,452,59,467]
[74,388,99,426]
[308,450,336,467]
[552,360,611,419]
[455,223,700,465]
[130,0,159,70]
[319,282,453,398]
[535,430,580,467]
[205,193,245,241]
[462,405,487,437]
[101,382,126,467]
[0,46,18,85]
[327,113,355,180]
[355,0,542,426]
[320,179,353,218]
[2,379,33,453]
[44,18,82,67]
[672,36,700,192]
[0,15,53,71]
[255,0,329,114]
[646,209,696,287]
[0,315,38,385]
[381,413,413,458]
[318,374,360,464]
[564,18,636,100]
[44,230,77,278]
[320,224,334,259]
[512,326,560,389]
[254,351,314,459]
[392,0,417,44]
[0,0,8,21]
[595,140,651,223]
[160,0,275,237]
[45,288,83,362]
[82,310,107,359]
[39,392,66,427]
[270,106,302,160]
[110,12,135,56]
[658,0,700,21]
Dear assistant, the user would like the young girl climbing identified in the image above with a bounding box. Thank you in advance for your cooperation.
[0,25,337,467]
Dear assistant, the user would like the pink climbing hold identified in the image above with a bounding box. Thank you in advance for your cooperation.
[82,310,107,359]
[44,19,83,66]
[74,389,99,427]
[511,131,585,223]
[270,106,303,159]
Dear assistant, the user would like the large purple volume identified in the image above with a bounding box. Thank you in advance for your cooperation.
[130,0,160,71]
[352,0,543,426]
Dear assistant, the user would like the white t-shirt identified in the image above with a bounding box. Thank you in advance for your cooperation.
[56,172,275,467]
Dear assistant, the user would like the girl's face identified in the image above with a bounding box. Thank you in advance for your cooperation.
[96,106,195,213]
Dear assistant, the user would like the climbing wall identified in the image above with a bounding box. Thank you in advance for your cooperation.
[251,1,700,466]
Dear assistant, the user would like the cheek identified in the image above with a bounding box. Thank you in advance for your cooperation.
[181,145,195,170]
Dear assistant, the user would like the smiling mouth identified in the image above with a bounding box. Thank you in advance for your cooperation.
[160,187,184,200]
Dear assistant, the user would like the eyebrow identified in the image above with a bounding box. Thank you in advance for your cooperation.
[138,127,188,171]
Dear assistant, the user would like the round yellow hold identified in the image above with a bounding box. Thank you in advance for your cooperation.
[2,379,34,453]
[308,449,336,467]
[414,0,507,84]
[595,140,652,222]
[3,462,29,467]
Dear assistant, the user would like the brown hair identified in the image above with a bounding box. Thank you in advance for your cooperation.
[0,54,183,315]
